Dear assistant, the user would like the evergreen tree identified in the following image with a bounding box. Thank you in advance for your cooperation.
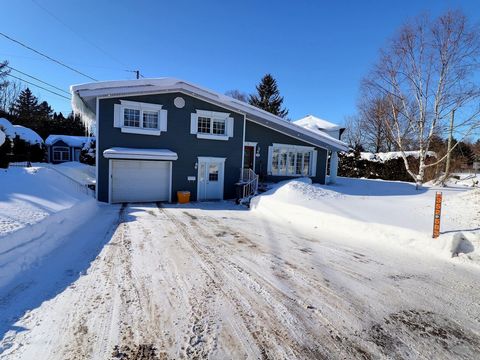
[9,88,40,129]
[0,60,9,94]
[249,74,288,118]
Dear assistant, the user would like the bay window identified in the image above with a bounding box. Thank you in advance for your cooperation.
[268,144,317,176]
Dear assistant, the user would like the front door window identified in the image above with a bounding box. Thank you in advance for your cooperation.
[198,158,225,200]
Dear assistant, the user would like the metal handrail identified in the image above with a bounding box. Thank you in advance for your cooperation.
[239,168,258,200]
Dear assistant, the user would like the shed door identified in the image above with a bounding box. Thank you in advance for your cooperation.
[111,160,171,203]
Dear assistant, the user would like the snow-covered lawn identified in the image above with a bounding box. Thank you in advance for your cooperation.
[0,174,479,359]
[0,166,92,236]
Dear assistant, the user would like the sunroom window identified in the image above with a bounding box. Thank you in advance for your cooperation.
[269,144,316,176]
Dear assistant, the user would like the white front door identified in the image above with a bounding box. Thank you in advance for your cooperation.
[197,157,225,200]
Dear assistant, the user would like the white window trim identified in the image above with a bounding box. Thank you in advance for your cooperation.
[53,146,70,161]
[268,143,316,177]
[191,109,233,140]
[115,100,166,136]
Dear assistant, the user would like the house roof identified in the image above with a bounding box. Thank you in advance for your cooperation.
[71,78,349,152]
[293,115,343,131]
[45,135,93,147]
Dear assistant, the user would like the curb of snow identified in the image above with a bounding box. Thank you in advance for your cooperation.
[251,180,478,266]
[0,199,98,290]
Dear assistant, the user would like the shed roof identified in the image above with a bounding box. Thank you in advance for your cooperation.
[45,135,93,147]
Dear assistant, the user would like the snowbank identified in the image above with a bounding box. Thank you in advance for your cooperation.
[45,162,96,186]
[0,199,98,289]
[346,151,436,162]
[0,118,43,145]
[251,179,479,265]
[0,167,93,236]
[0,164,100,290]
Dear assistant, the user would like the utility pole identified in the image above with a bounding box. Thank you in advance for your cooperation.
[126,69,141,79]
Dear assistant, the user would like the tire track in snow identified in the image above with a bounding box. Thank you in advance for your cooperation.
[157,205,372,359]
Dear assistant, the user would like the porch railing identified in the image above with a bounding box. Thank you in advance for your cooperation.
[239,168,259,200]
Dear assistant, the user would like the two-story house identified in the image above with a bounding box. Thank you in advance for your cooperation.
[71,78,348,203]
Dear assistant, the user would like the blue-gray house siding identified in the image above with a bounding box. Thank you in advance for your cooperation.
[97,92,245,202]
[245,121,328,184]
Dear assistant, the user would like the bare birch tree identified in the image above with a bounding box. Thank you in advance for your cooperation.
[364,11,480,188]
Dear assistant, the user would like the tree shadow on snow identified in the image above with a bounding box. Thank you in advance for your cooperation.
[0,204,132,344]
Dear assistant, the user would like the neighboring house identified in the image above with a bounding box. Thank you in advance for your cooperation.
[293,115,345,140]
[45,135,93,163]
[71,78,348,203]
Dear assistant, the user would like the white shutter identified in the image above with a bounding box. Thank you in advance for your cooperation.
[190,113,198,134]
[227,117,234,137]
[311,150,318,177]
[114,104,122,128]
[159,109,168,132]
[267,146,273,174]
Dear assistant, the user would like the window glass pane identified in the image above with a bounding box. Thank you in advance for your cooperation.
[279,149,287,175]
[124,108,140,127]
[199,163,205,182]
[272,149,279,174]
[212,119,225,135]
[143,111,158,129]
[296,152,303,175]
[208,163,219,181]
[288,151,296,175]
[198,116,211,133]
[303,152,311,175]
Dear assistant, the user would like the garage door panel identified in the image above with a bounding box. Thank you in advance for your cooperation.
[111,160,171,203]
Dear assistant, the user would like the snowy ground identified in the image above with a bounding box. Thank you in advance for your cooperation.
[0,165,92,236]
[0,174,479,359]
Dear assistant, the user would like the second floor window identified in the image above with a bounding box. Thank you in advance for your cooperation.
[114,100,167,136]
[124,108,140,127]
[197,116,226,136]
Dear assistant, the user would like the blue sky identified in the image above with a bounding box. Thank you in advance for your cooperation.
[2,0,480,124]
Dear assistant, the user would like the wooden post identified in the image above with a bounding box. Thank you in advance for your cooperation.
[432,192,442,238]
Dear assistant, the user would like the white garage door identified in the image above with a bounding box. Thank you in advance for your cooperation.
[111,160,171,203]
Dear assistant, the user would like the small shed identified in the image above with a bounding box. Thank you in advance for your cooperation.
[45,135,93,163]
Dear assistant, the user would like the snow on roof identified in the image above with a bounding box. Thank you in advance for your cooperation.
[103,147,178,161]
[45,135,93,147]
[293,115,343,131]
[71,78,349,152]
[0,118,43,145]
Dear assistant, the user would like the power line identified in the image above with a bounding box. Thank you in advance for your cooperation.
[6,73,70,100]
[30,0,128,68]
[0,31,98,81]
[7,65,70,94]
